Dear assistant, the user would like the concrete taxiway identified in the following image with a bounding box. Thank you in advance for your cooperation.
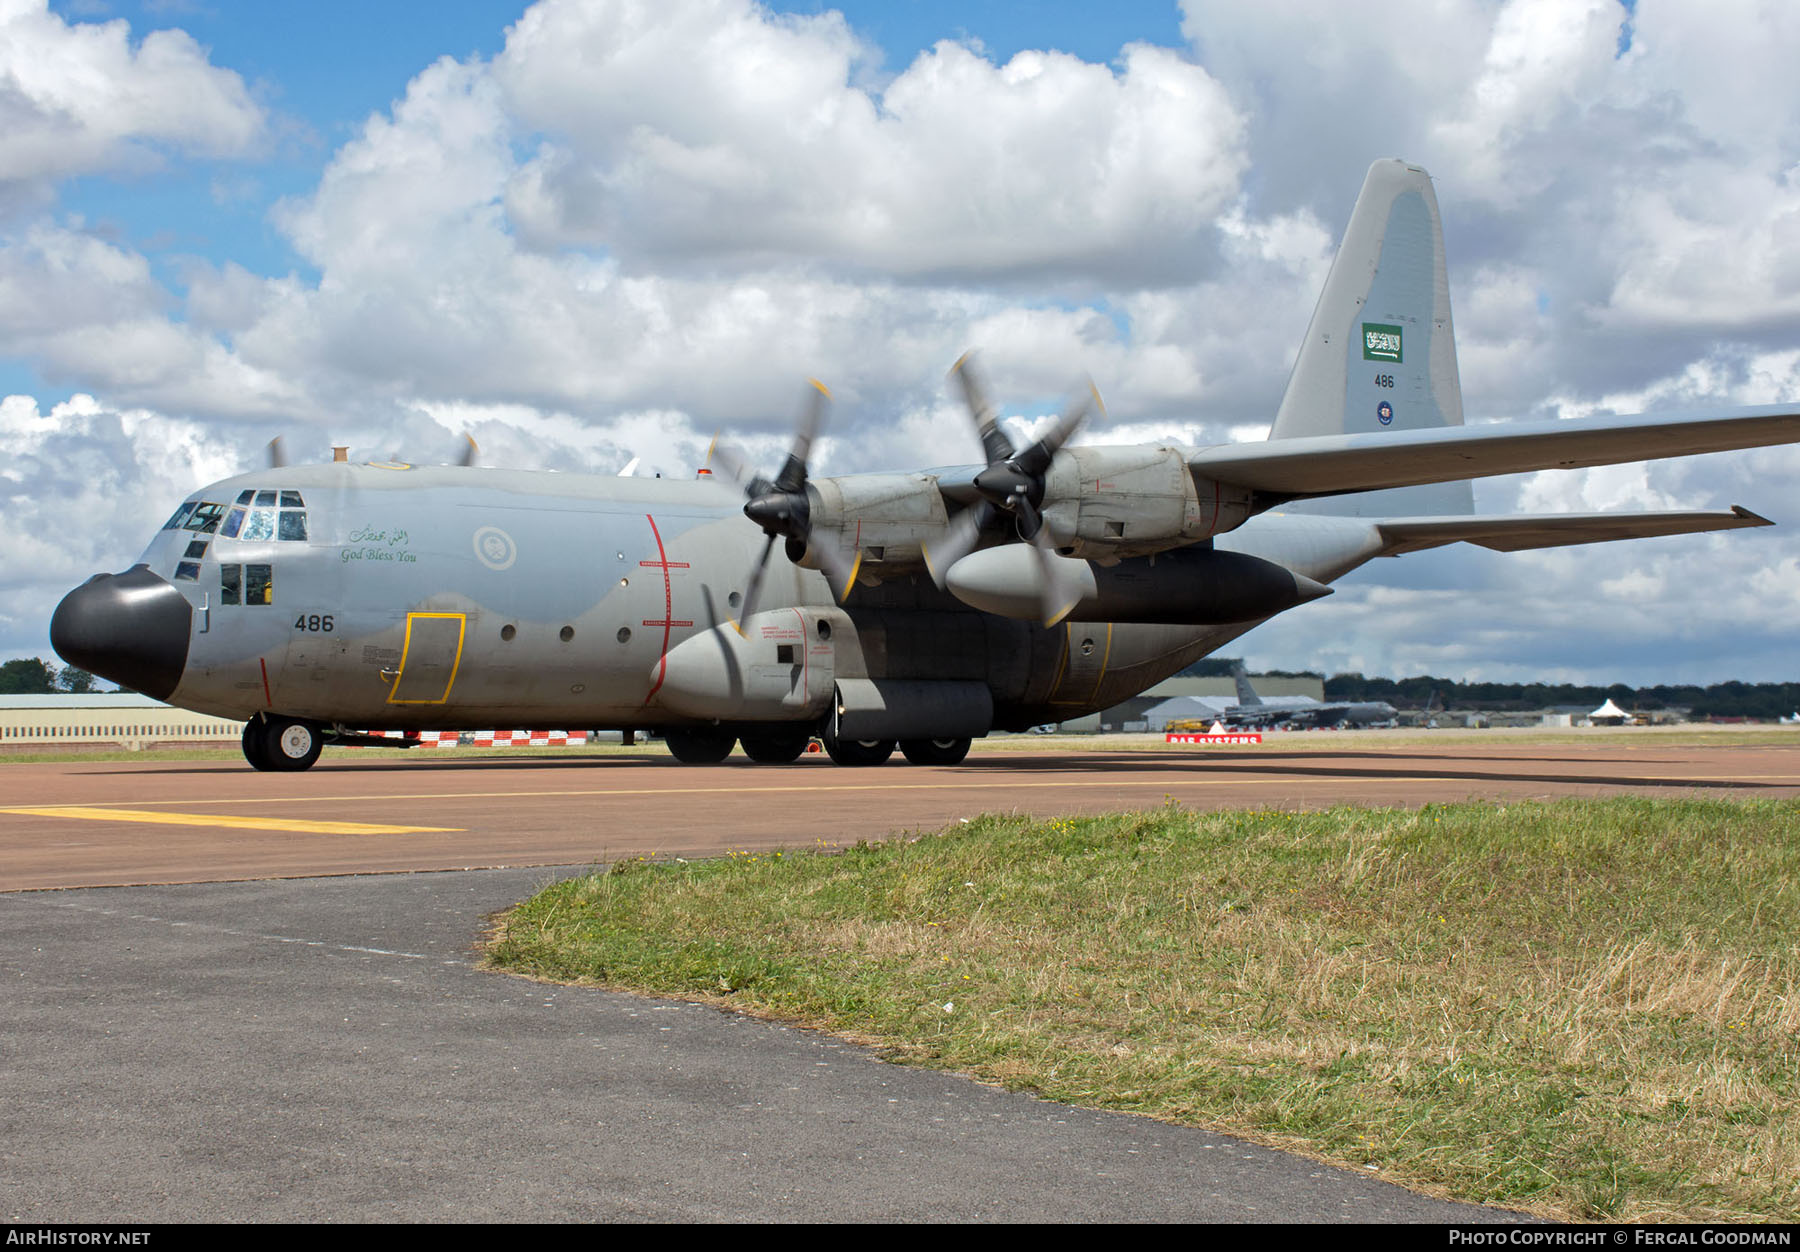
[4,735,1796,891]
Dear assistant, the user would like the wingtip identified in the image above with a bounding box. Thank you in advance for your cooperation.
[1730,505,1775,525]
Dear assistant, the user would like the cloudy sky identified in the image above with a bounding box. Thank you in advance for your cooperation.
[3,0,1797,685]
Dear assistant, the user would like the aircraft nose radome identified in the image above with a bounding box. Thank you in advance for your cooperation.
[50,564,192,701]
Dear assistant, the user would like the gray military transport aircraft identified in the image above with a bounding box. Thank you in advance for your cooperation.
[1212,664,1398,730]
[50,160,1800,771]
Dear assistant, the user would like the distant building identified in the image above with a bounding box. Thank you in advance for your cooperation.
[0,694,243,751]
[1061,675,1326,733]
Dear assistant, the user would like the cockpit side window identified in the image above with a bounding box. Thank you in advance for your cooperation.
[220,564,241,605]
[245,564,274,605]
[184,502,225,533]
[163,501,197,530]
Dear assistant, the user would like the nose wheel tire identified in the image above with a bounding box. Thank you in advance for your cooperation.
[821,732,894,767]
[899,737,972,766]
[665,727,736,764]
[243,715,323,772]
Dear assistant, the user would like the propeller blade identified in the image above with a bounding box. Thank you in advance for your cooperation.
[734,532,779,633]
[459,434,479,468]
[808,534,861,602]
[1015,380,1096,476]
[266,436,287,470]
[774,379,829,494]
[706,440,756,488]
[1029,527,1085,627]
[949,351,1016,464]
[922,500,994,587]
[1013,494,1046,542]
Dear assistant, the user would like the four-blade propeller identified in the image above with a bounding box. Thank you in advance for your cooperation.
[923,352,1098,626]
[713,379,859,631]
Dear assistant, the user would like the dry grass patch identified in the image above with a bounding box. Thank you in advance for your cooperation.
[487,797,1800,1222]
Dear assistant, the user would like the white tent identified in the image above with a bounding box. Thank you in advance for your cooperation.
[1587,698,1630,725]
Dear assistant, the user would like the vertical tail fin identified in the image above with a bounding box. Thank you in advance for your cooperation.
[1273,159,1473,517]
[1231,661,1263,706]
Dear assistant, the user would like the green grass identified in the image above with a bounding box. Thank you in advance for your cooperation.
[487,797,1800,1222]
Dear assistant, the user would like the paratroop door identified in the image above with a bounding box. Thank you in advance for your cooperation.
[388,613,465,704]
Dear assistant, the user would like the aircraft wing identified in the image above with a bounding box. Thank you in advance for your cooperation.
[1185,405,1800,498]
[1371,506,1772,556]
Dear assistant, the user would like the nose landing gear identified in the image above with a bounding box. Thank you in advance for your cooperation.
[242,714,324,772]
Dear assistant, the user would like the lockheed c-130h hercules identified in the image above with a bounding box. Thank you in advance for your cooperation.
[50,160,1800,771]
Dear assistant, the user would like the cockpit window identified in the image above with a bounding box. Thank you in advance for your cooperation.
[241,509,275,541]
[184,502,225,533]
[188,490,309,543]
[183,540,208,559]
[220,564,241,605]
[245,564,274,605]
[174,561,201,581]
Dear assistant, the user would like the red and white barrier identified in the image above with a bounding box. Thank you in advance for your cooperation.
[469,730,579,747]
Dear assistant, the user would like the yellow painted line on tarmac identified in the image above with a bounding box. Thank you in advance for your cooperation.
[6,772,1788,816]
[0,806,461,836]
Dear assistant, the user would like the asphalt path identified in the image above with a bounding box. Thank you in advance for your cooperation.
[8,734,1792,1222]
[3,867,1502,1223]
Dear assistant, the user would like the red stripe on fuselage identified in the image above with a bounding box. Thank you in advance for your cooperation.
[642,515,676,705]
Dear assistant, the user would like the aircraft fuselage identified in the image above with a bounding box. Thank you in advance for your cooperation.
[54,462,1386,760]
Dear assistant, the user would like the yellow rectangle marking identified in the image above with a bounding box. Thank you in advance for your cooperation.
[0,807,460,836]
[388,611,467,705]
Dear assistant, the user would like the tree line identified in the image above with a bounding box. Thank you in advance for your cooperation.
[0,658,99,695]
[1182,658,1800,719]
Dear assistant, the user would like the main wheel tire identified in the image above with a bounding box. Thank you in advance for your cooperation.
[899,736,972,766]
[241,717,276,771]
[822,732,895,767]
[739,731,812,764]
[665,727,736,764]
[264,717,323,772]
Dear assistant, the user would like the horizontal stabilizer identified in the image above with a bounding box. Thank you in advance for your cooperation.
[1189,405,1800,499]
[1373,506,1771,556]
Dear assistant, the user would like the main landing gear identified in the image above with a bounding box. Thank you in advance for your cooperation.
[242,714,324,772]
[661,728,972,767]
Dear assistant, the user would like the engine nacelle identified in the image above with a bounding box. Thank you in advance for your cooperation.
[1042,446,1256,559]
[654,607,839,721]
[792,473,950,579]
[944,544,1331,624]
